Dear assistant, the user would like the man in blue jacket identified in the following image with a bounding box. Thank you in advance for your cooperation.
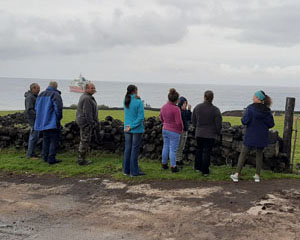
[34,81,63,165]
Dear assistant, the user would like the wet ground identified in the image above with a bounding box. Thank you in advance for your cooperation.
[0,173,300,240]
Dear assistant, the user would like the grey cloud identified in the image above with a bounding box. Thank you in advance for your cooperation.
[158,0,300,47]
[0,9,188,59]
[92,12,187,47]
[159,0,207,9]
[203,2,300,47]
[233,5,300,46]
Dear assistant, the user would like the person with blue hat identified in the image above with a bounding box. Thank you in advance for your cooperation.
[176,96,192,165]
[230,90,275,183]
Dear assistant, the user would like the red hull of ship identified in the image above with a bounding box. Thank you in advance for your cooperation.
[69,86,84,93]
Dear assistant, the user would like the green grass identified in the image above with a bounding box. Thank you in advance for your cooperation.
[0,110,23,116]
[222,116,286,135]
[0,149,299,181]
[0,109,159,125]
[59,109,160,125]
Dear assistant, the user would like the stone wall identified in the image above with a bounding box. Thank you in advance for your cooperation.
[0,112,289,172]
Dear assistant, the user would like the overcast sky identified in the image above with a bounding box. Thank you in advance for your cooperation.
[0,0,300,86]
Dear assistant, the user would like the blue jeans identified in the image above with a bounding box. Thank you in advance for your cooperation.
[42,129,60,163]
[123,133,143,176]
[162,129,181,167]
[27,128,39,158]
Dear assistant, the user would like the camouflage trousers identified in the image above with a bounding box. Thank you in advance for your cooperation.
[78,125,93,163]
[176,131,188,163]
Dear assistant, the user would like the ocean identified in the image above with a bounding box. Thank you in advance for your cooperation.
[1,77,299,112]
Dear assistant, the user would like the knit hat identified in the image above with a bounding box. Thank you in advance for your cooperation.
[178,96,187,107]
[255,91,266,101]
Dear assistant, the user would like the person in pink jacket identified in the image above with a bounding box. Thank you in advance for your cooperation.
[160,88,183,173]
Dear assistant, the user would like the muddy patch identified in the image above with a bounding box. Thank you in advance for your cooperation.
[127,183,223,199]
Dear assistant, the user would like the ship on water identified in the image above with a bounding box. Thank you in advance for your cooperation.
[69,74,90,93]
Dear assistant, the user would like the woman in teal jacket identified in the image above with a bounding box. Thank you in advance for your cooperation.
[123,85,145,176]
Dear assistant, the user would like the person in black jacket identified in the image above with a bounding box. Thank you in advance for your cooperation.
[231,90,274,183]
[76,83,99,165]
[192,90,222,176]
[24,83,40,159]
[176,96,192,165]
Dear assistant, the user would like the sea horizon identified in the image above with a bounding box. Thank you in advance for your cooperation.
[1,76,299,89]
[1,77,299,112]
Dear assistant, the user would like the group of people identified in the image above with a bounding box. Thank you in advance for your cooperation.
[24,81,98,166]
[24,81,63,165]
[123,86,274,182]
[24,81,275,182]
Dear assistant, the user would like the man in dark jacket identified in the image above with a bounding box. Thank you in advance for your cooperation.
[24,83,40,159]
[76,83,99,165]
[192,90,222,176]
[176,96,192,164]
[34,81,63,165]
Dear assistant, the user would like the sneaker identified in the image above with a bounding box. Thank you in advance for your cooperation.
[253,175,260,183]
[230,174,238,182]
[162,163,169,170]
[123,173,130,176]
[171,166,179,173]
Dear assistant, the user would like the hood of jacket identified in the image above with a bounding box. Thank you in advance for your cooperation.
[24,90,37,98]
[248,103,271,119]
[46,86,61,95]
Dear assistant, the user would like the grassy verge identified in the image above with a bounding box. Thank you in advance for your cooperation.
[0,149,299,181]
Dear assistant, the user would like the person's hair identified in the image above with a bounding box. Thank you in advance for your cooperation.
[30,83,39,91]
[85,83,93,91]
[168,88,179,103]
[49,81,58,89]
[260,90,272,107]
[204,90,214,103]
[125,85,137,108]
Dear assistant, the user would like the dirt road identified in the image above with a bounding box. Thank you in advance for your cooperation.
[0,174,299,240]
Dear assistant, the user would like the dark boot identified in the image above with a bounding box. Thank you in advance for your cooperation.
[171,166,179,173]
[77,152,87,165]
[78,160,92,166]
[162,163,169,170]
